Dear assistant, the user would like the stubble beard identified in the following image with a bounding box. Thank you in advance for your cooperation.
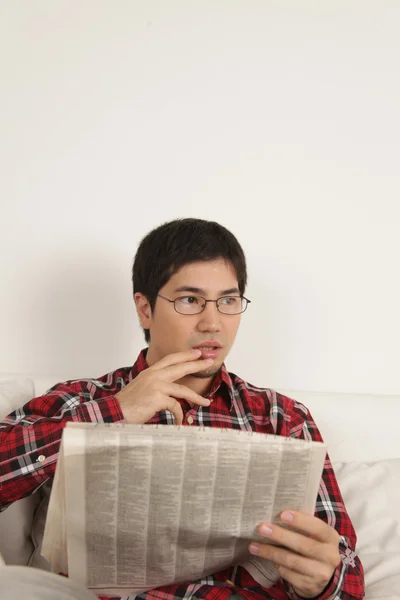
[191,365,222,379]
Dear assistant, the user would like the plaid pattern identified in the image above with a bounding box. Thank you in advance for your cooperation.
[0,350,364,600]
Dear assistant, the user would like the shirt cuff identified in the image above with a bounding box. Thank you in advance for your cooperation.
[73,396,125,424]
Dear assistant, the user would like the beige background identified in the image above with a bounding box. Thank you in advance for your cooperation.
[0,1,399,393]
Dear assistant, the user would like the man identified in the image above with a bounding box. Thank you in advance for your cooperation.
[0,218,364,600]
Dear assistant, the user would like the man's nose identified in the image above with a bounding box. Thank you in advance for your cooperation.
[196,302,222,332]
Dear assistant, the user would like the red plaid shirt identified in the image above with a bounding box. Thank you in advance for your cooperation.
[0,350,364,600]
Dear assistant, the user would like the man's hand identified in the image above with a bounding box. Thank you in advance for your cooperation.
[248,511,341,598]
[115,349,213,425]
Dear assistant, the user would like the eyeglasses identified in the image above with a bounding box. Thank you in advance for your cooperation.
[157,294,251,315]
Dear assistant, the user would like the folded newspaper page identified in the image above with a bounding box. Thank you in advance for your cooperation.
[42,423,327,596]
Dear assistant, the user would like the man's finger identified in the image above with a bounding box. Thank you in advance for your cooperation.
[278,511,340,545]
[167,383,211,407]
[163,358,214,382]
[254,521,331,562]
[249,542,321,577]
[151,350,203,371]
[164,397,184,425]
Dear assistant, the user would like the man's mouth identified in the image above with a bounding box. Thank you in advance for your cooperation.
[193,344,222,361]
[196,346,218,350]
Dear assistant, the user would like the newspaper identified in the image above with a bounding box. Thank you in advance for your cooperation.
[42,423,327,596]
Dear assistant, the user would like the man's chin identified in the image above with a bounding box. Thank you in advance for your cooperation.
[191,365,222,379]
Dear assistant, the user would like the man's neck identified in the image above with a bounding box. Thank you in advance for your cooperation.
[177,373,215,400]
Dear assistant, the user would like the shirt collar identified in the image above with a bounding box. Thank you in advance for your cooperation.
[130,349,235,410]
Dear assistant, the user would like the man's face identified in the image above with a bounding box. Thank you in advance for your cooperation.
[137,259,242,377]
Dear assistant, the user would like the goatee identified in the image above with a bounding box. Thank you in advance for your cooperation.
[191,365,221,379]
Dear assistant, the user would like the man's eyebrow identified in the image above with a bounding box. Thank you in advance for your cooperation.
[173,286,241,295]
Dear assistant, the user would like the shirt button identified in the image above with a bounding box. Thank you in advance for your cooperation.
[187,415,194,425]
[37,455,46,463]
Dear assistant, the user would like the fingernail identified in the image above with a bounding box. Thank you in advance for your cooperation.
[249,543,260,555]
[281,511,294,522]
[193,348,201,353]
[260,524,273,536]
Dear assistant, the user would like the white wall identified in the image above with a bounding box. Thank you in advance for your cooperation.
[1,1,399,394]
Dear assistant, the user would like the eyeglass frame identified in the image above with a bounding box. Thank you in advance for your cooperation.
[157,294,251,315]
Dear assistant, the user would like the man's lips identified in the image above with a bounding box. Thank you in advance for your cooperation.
[193,343,222,360]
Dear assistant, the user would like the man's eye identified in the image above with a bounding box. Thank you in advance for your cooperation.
[220,296,238,305]
[181,296,199,304]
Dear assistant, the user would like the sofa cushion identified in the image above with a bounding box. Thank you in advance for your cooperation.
[29,481,51,570]
[0,377,35,418]
[0,565,99,599]
[334,458,400,599]
[0,378,40,566]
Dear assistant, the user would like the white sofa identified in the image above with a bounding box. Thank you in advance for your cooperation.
[1,374,399,600]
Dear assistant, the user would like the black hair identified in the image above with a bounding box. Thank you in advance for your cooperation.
[132,218,247,343]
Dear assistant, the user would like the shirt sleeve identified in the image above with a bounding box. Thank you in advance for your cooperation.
[282,398,365,600]
[0,380,124,511]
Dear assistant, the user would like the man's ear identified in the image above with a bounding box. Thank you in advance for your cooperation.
[134,293,152,329]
